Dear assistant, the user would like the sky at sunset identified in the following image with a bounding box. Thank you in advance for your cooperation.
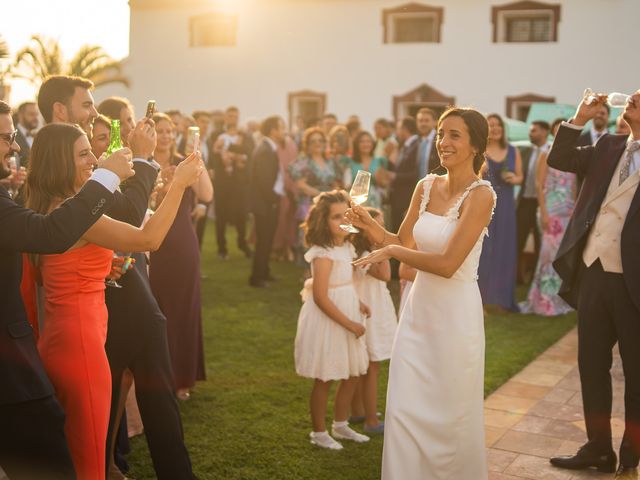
[4,0,130,104]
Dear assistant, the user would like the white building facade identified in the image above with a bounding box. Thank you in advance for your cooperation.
[96,0,639,128]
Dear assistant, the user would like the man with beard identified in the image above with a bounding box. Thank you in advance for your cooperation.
[0,99,133,480]
[14,101,39,169]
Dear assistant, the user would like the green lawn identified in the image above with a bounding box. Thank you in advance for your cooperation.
[127,223,576,480]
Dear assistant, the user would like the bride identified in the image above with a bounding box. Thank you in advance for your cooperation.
[348,107,496,480]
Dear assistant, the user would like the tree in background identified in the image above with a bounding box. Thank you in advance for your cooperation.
[0,35,10,101]
[13,35,129,88]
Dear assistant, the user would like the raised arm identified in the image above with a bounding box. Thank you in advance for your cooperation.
[82,153,203,252]
[0,149,135,254]
[346,178,425,249]
[106,119,158,226]
[353,186,494,278]
[546,95,606,176]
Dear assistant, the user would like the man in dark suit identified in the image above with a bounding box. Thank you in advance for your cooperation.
[212,106,254,260]
[574,102,610,194]
[38,77,196,479]
[389,116,420,233]
[14,101,39,169]
[548,91,640,478]
[0,99,134,480]
[416,107,444,178]
[248,116,285,287]
[516,120,550,284]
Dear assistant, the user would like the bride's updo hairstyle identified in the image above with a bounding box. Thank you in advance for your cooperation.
[437,107,489,174]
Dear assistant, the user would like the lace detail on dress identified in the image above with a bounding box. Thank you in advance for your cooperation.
[447,179,497,237]
[419,174,439,215]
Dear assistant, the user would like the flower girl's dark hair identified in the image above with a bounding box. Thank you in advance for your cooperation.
[302,190,350,248]
[351,207,382,257]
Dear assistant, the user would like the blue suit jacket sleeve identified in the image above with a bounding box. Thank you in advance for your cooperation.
[106,161,158,226]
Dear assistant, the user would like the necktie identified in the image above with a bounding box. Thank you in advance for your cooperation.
[619,142,640,185]
[418,138,429,177]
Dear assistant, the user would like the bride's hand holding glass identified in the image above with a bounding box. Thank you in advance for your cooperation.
[352,246,393,268]
[344,202,377,231]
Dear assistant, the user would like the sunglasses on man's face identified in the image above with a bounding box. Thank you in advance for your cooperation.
[0,131,18,145]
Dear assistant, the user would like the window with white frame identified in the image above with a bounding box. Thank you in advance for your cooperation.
[189,12,238,47]
[492,1,560,43]
[383,4,443,44]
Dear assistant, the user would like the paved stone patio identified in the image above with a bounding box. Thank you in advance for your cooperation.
[485,328,627,480]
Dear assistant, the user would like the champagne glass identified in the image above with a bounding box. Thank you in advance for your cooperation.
[105,251,133,288]
[340,170,371,233]
[583,88,630,108]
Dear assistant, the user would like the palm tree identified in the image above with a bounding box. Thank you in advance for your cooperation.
[13,35,128,88]
[0,35,11,101]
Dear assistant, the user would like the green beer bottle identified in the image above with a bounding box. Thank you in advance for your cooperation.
[105,119,123,156]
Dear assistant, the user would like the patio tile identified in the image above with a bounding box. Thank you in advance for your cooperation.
[494,430,564,457]
[487,448,518,472]
[486,426,508,447]
[485,408,524,429]
[543,420,587,443]
[512,415,552,435]
[504,454,574,479]
[528,401,584,422]
[489,472,523,479]
[543,388,577,404]
[495,381,552,400]
[485,394,539,415]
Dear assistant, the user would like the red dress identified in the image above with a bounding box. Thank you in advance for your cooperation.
[38,243,113,480]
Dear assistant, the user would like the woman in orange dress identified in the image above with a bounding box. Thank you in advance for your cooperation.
[24,123,203,479]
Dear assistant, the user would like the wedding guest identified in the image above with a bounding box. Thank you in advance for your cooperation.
[289,128,341,265]
[38,76,198,480]
[342,131,389,209]
[579,102,610,147]
[0,100,131,480]
[388,116,419,233]
[351,208,397,434]
[149,112,212,400]
[329,124,351,168]
[290,128,342,212]
[349,107,496,479]
[519,120,575,316]
[166,109,185,148]
[294,190,370,450]
[321,113,338,136]
[91,114,111,158]
[192,110,213,248]
[548,90,640,477]
[15,101,39,168]
[272,135,299,262]
[98,97,136,148]
[248,116,286,287]
[516,120,550,284]
[416,108,442,177]
[373,118,398,165]
[346,116,361,142]
[478,113,523,312]
[25,122,202,480]
[211,106,253,259]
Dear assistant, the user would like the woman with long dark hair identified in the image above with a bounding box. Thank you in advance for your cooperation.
[25,123,202,479]
[348,107,496,479]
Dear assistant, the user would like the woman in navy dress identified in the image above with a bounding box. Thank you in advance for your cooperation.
[478,114,523,312]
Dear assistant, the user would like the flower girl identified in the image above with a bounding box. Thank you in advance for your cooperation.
[350,208,398,433]
[294,190,371,450]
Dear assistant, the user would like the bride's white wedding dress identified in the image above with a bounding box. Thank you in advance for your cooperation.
[382,174,495,480]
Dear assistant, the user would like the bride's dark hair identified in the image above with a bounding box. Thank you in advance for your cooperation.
[437,108,489,174]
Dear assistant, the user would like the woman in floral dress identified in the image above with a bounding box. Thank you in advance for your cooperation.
[519,126,576,316]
